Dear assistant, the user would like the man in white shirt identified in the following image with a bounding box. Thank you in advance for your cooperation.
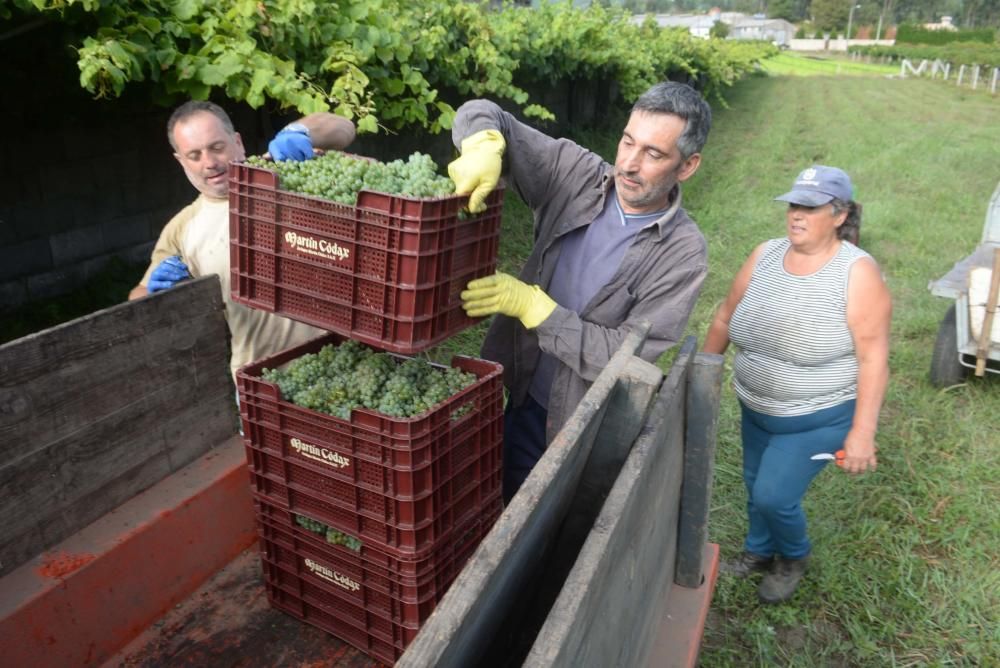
[129,101,356,377]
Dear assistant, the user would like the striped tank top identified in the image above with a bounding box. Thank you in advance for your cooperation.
[729,238,871,416]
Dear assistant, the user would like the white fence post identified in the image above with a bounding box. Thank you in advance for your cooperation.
[931,59,952,81]
[910,58,1000,94]
[901,59,929,78]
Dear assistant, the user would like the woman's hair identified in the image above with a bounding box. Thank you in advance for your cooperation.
[830,198,862,244]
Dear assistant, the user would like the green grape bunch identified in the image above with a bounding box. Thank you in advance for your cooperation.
[245,151,456,205]
[294,514,362,551]
[326,527,363,552]
[261,340,478,420]
[295,514,328,535]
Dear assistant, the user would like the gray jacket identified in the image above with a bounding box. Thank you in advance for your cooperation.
[453,100,708,441]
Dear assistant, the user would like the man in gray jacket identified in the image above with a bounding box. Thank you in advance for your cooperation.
[451,82,711,502]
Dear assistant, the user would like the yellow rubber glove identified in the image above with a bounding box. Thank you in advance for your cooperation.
[448,129,505,214]
[461,272,557,329]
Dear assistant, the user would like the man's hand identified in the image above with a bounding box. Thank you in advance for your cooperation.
[448,129,505,214]
[269,123,314,161]
[148,256,190,293]
[461,271,557,329]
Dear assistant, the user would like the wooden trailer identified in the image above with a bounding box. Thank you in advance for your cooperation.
[0,277,722,667]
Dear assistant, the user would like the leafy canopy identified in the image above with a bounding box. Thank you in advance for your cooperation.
[7,0,777,132]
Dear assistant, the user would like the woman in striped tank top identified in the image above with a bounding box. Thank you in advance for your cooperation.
[703,166,891,604]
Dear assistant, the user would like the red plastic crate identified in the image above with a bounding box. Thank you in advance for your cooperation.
[228,159,504,354]
[255,495,502,604]
[244,412,495,498]
[253,494,502,574]
[247,453,500,555]
[256,496,502,665]
[237,333,504,557]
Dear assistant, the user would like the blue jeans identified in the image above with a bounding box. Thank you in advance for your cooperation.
[740,400,855,560]
[502,395,548,504]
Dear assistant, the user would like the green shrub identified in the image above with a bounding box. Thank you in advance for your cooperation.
[851,41,1000,67]
[896,24,995,45]
[6,0,779,130]
[710,21,731,39]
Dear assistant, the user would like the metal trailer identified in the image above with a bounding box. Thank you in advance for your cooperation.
[928,180,1000,386]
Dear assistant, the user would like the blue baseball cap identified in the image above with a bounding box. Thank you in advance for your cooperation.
[775,166,853,207]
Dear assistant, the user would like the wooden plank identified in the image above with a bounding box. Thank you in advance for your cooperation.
[0,277,231,460]
[574,354,664,514]
[0,277,235,577]
[523,337,696,668]
[396,326,652,668]
[520,355,664,657]
[0,371,236,575]
[675,352,724,588]
[974,248,1000,375]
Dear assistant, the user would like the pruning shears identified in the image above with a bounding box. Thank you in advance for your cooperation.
[811,450,846,466]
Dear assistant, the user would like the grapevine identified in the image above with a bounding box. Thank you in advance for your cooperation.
[245,151,455,205]
[261,340,477,420]
[13,1,777,131]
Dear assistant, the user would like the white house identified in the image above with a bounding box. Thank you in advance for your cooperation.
[924,16,957,31]
[727,15,796,46]
[632,11,796,46]
[635,13,718,39]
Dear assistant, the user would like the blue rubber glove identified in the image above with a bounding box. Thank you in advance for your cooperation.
[268,124,313,161]
[148,256,190,293]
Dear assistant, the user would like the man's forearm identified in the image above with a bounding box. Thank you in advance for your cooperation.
[452,99,508,150]
[297,112,356,151]
[128,284,148,300]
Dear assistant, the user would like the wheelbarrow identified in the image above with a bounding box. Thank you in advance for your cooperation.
[927,180,1000,387]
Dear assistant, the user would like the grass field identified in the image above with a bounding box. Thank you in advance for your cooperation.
[760,52,899,77]
[433,72,999,665]
[680,75,999,666]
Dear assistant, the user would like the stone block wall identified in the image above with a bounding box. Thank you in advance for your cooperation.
[0,20,284,313]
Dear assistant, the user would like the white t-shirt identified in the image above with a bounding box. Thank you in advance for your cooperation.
[142,195,325,378]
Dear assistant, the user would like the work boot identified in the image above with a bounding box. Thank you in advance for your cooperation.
[720,551,774,578]
[758,555,809,604]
